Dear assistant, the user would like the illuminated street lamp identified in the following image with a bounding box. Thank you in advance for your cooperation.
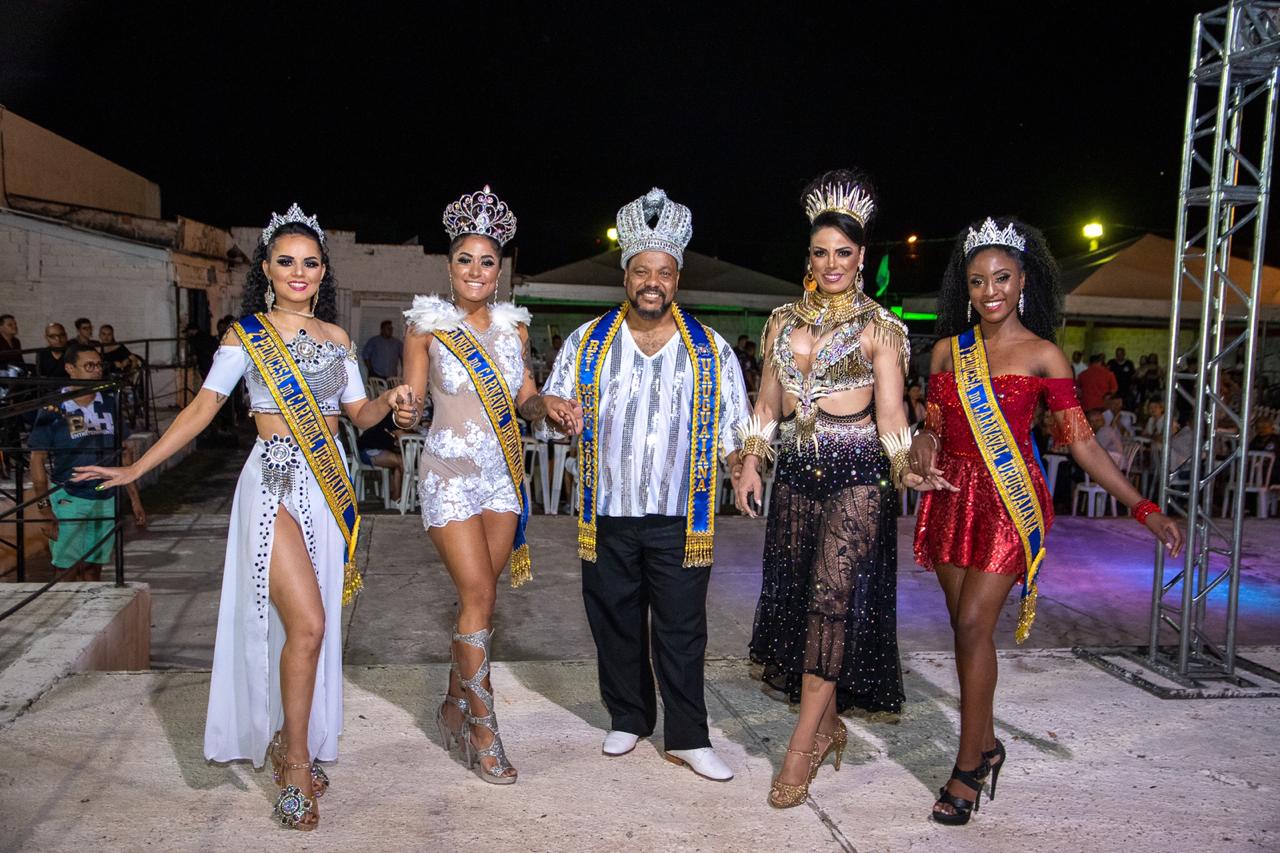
[1083,221,1103,251]
[606,227,619,243]
[906,234,919,245]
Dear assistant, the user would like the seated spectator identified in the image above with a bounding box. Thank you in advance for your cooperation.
[1141,399,1166,441]
[1102,394,1135,437]
[72,317,98,349]
[0,314,24,367]
[1070,350,1086,378]
[356,411,406,498]
[1089,408,1124,466]
[36,323,68,377]
[99,324,139,375]
[1078,353,1117,411]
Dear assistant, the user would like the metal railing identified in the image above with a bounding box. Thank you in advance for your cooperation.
[0,375,129,622]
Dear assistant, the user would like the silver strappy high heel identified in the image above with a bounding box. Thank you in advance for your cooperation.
[435,627,470,754]
[454,627,517,784]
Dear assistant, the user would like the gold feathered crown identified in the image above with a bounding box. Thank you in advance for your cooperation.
[804,182,875,227]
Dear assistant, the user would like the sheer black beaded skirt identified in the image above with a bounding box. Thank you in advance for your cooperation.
[748,411,904,714]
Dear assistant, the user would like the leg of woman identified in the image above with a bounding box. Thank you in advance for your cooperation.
[429,514,517,779]
[371,451,403,497]
[268,507,325,827]
[777,675,836,788]
[934,565,1016,814]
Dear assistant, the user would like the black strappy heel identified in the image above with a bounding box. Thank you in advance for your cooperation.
[983,738,1006,801]
[931,761,990,826]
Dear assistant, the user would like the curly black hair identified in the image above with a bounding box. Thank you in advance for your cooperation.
[801,167,877,248]
[240,222,338,323]
[935,217,1063,342]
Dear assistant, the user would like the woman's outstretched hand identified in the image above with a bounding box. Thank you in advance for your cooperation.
[1146,512,1185,558]
[71,465,138,490]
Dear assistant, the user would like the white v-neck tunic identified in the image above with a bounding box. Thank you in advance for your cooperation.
[540,314,750,518]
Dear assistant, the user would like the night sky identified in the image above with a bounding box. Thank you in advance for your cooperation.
[1,1,1221,292]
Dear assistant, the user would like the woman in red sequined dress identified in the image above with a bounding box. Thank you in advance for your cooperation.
[909,217,1184,825]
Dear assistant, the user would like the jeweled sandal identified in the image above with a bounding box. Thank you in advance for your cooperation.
[455,627,517,784]
[273,762,318,831]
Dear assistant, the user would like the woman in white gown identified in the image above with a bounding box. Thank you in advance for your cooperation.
[76,205,412,830]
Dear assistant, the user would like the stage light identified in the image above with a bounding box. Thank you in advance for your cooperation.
[606,227,619,242]
[906,234,919,244]
[1083,222,1104,239]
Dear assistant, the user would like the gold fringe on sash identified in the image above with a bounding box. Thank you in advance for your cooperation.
[682,531,715,569]
[1016,583,1038,644]
[509,543,532,588]
[578,520,597,563]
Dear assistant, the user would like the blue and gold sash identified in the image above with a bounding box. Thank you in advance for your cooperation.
[576,302,721,568]
[433,325,532,587]
[233,313,363,605]
[952,325,1045,642]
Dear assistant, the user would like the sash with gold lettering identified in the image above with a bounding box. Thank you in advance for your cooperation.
[576,302,721,568]
[233,313,363,605]
[952,325,1046,642]
[433,325,532,587]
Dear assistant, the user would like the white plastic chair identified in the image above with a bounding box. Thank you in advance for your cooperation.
[547,440,573,515]
[367,377,390,399]
[340,418,391,508]
[397,434,425,515]
[1074,442,1140,517]
[522,436,551,513]
[1222,450,1275,519]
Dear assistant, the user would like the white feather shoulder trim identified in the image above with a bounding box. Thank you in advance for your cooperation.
[404,294,464,334]
[490,301,532,332]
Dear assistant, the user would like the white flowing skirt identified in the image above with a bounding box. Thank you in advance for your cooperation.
[204,435,346,767]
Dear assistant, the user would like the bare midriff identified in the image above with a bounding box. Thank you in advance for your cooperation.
[250,411,342,440]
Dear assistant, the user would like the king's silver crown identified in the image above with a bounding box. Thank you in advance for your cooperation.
[804,182,875,227]
[443,185,517,247]
[963,217,1026,254]
[616,187,693,269]
[261,203,325,246]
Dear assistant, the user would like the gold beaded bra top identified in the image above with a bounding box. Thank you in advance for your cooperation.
[769,288,909,447]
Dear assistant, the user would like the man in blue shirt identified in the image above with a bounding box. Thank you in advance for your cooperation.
[29,343,146,581]
[361,320,403,379]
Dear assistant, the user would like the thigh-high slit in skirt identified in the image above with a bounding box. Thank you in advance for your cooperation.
[203,434,347,766]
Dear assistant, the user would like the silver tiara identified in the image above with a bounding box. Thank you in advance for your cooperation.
[616,187,693,269]
[804,182,875,227]
[261,203,325,246]
[964,217,1026,254]
[443,185,517,247]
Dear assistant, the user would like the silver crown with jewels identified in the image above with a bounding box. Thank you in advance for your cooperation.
[804,181,875,227]
[443,185,517,247]
[261,203,326,246]
[963,217,1026,254]
[616,187,693,269]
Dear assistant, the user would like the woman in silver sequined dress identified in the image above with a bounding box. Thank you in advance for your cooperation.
[734,170,914,808]
[402,187,577,784]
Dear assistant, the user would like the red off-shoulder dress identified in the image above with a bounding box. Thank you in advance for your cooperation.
[914,374,1089,581]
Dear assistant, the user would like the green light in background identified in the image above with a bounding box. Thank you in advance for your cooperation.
[875,254,890,298]
[890,306,938,321]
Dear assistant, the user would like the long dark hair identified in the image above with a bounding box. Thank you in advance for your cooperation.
[936,217,1062,341]
[801,167,876,248]
[240,222,338,323]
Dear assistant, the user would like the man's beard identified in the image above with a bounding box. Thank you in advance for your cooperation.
[628,289,673,321]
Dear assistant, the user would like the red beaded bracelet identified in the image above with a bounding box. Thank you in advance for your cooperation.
[1133,499,1161,525]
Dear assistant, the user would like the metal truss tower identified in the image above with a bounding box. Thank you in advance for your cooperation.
[1151,0,1280,681]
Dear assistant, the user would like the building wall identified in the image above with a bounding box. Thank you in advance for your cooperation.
[0,211,180,397]
[0,109,161,218]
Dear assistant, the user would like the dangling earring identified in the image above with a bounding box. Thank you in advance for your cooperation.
[264,285,275,310]
[448,274,456,304]
[855,269,865,291]
[1018,290,1025,315]
[803,261,817,293]
[967,302,973,323]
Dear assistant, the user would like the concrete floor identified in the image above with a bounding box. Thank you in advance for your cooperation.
[4,442,1280,851]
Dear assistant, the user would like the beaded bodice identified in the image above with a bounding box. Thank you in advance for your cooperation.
[244,329,357,411]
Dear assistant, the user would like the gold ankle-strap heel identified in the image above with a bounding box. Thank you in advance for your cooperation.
[273,761,319,831]
[810,720,848,781]
[268,730,328,798]
[769,745,818,808]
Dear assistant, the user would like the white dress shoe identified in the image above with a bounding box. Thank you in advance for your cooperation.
[664,747,734,781]
[602,730,641,756]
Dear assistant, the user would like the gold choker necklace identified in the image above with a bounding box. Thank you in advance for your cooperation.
[791,287,864,328]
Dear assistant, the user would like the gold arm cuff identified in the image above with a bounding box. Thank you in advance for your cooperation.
[741,434,776,462]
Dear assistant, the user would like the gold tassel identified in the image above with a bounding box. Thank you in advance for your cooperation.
[682,531,715,568]
[342,561,364,606]
[508,544,532,588]
[1015,582,1038,644]
[578,520,597,563]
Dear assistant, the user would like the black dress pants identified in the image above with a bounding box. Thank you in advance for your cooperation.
[581,514,712,750]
